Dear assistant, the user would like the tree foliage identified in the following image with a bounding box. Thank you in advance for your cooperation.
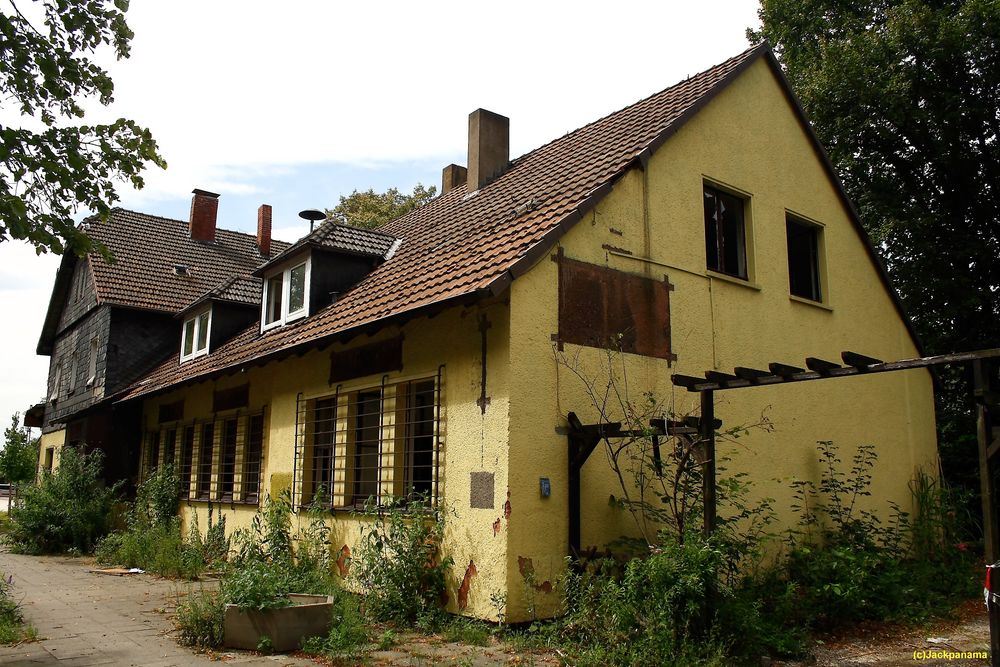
[749,0,1000,356]
[0,413,37,487]
[326,183,436,230]
[750,0,1000,507]
[0,0,165,257]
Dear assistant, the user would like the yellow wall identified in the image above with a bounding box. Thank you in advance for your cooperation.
[140,300,512,619]
[37,429,65,478]
[505,58,937,620]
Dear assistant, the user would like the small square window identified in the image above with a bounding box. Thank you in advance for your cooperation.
[786,216,823,302]
[704,184,748,279]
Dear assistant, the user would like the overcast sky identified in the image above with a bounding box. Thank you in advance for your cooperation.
[0,0,762,432]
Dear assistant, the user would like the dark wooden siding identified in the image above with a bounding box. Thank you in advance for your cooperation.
[309,249,379,315]
[209,302,257,351]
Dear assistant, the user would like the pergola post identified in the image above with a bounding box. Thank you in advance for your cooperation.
[974,360,1000,666]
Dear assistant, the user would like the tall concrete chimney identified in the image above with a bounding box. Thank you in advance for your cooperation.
[257,204,272,256]
[189,189,219,242]
[441,164,467,194]
[467,109,509,191]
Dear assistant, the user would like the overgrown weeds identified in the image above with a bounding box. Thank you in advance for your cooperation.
[353,496,453,625]
[175,587,224,648]
[0,574,35,645]
[5,448,119,554]
[95,466,223,579]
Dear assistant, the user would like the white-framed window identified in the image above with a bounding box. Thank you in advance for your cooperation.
[181,309,211,362]
[87,338,99,386]
[261,257,310,331]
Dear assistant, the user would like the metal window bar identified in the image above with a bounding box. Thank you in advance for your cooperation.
[243,413,265,503]
[163,428,177,470]
[179,426,195,498]
[219,416,239,501]
[197,422,214,499]
[292,375,443,510]
[147,431,161,475]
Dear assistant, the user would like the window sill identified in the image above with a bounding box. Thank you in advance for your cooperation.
[705,270,762,291]
[789,294,833,312]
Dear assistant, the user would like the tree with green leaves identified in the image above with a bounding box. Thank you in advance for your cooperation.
[0,413,39,511]
[326,183,436,230]
[749,0,1000,510]
[0,0,165,258]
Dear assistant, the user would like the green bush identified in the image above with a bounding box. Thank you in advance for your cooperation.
[94,467,210,579]
[175,588,224,649]
[352,498,453,625]
[6,448,119,554]
[299,593,370,659]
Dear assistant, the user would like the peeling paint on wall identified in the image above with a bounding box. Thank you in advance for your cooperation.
[458,560,478,610]
[517,556,553,594]
[493,517,502,536]
[336,544,351,577]
[503,489,511,521]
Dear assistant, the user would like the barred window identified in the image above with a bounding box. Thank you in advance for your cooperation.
[293,374,443,510]
[163,429,177,470]
[147,431,161,472]
[179,426,195,498]
[197,423,214,499]
[144,410,266,504]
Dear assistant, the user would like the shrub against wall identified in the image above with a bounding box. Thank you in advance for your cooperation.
[6,448,119,554]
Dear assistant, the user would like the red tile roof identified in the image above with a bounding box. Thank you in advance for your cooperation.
[256,221,398,276]
[118,45,776,401]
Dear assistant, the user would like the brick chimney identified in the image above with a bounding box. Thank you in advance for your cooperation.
[468,109,509,191]
[441,164,467,194]
[257,204,272,256]
[189,189,219,241]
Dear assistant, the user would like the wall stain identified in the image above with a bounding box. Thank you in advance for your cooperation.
[335,545,351,577]
[503,489,512,522]
[516,555,553,593]
[458,560,478,610]
[493,517,502,536]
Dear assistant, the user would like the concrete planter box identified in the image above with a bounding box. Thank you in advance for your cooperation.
[223,594,333,652]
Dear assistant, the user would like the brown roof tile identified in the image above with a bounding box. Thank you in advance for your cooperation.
[119,45,768,401]
[87,210,291,312]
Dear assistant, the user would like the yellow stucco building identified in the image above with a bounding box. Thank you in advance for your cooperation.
[38,45,935,622]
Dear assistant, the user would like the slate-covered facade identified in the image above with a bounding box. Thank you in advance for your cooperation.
[34,195,290,486]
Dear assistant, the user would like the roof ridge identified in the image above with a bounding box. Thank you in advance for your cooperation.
[507,43,765,169]
[91,207,293,247]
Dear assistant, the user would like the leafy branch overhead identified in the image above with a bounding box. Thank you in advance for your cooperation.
[0,0,165,258]
[326,184,436,230]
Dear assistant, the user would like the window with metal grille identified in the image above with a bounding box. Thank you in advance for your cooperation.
[163,429,177,470]
[219,418,239,501]
[147,431,161,472]
[704,183,748,279]
[179,426,194,498]
[144,410,265,503]
[292,374,443,510]
[243,415,264,503]
[197,423,214,499]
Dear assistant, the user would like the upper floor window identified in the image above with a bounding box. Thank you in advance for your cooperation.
[181,309,211,362]
[87,338,99,386]
[704,183,748,280]
[786,215,824,303]
[262,259,309,331]
[50,357,61,401]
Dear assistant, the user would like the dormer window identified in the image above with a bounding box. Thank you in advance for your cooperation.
[181,309,211,362]
[262,258,310,331]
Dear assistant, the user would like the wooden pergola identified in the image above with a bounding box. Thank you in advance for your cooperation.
[671,347,1000,664]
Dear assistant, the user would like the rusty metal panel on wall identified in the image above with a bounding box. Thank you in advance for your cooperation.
[557,253,674,362]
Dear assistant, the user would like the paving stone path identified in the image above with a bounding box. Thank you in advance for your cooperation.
[0,551,312,667]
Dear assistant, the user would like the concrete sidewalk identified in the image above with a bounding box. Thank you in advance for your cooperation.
[0,551,312,666]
